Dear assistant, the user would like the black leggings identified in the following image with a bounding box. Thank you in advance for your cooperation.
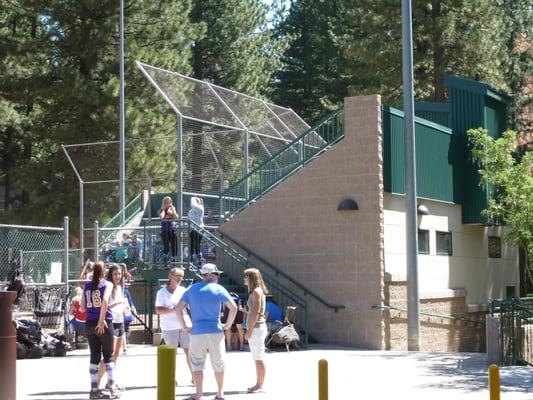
[190,231,203,257]
[161,229,177,257]
[86,320,114,365]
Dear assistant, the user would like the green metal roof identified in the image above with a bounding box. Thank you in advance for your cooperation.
[444,75,511,104]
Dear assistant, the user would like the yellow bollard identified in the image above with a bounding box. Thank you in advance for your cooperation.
[488,364,500,400]
[157,345,176,400]
[318,359,328,400]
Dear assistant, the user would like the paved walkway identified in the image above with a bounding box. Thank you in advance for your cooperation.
[17,345,533,400]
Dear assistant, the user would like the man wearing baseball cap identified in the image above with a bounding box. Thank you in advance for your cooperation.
[176,263,237,400]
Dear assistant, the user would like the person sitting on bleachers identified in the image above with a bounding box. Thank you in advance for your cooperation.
[128,234,143,264]
[265,294,283,334]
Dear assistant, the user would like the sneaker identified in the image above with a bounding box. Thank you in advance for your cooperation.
[89,390,110,399]
[109,386,122,399]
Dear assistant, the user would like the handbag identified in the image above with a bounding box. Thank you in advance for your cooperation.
[271,323,299,345]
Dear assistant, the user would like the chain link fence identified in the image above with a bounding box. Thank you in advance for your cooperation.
[0,223,66,283]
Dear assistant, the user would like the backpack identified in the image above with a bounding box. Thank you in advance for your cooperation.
[15,319,42,346]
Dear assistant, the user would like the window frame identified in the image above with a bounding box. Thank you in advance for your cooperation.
[436,231,453,256]
[488,236,502,259]
[417,229,430,255]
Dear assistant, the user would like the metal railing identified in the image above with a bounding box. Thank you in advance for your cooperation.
[188,221,309,346]
[373,304,485,325]
[490,297,533,366]
[102,193,143,229]
[219,229,345,313]
[219,108,344,218]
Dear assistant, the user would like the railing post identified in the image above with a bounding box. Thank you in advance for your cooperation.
[94,220,99,261]
[488,364,500,400]
[318,359,328,400]
[64,216,69,286]
[157,345,176,400]
[19,250,23,279]
[147,175,152,220]
[244,129,249,199]
[79,181,84,268]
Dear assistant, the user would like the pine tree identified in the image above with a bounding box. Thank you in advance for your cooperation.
[273,0,350,124]
[340,0,509,105]
[2,0,200,232]
[188,0,288,191]
[497,0,533,134]
[0,1,50,220]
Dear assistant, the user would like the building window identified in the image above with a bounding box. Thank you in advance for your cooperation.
[436,231,452,256]
[488,236,501,258]
[418,229,430,254]
[506,286,516,298]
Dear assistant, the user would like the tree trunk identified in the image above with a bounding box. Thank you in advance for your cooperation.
[519,246,532,296]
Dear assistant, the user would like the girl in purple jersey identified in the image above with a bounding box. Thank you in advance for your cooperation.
[81,261,120,399]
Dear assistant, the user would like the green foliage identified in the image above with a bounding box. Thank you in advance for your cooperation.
[274,0,513,118]
[468,128,533,282]
[340,0,509,105]
[272,0,350,123]
[497,0,533,132]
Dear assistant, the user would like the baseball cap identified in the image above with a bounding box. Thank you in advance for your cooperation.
[200,263,223,275]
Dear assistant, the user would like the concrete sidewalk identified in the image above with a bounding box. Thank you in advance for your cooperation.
[16,345,533,400]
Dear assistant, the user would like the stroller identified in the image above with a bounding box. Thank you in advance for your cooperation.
[266,306,300,352]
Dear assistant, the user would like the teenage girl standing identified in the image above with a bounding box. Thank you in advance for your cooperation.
[243,268,268,393]
[98,264,126,391]
[82,261,121,399]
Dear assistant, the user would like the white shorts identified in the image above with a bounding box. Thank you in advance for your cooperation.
[162,329,190,349]
[189,332,225,372]
[248,323,268,361]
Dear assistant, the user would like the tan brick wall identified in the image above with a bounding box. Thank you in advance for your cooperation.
[384,281,486,352]
[220,95,385,349]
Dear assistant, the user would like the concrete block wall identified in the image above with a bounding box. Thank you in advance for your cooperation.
[220,95,385,349]
[385,280,486,352]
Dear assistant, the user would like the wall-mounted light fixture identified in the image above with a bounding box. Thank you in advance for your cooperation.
[337,198,359,211]
[417,204,429,215]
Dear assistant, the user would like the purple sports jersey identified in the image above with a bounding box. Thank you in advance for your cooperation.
[83,280,112,322]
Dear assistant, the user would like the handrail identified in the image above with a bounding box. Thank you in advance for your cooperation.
[189,222,306,305]
[226,107,341,190]
[103,193,143,228]
[219,107,344,218]
[218,228,345,313]
[373,304,485,325]
[188,221,310,346]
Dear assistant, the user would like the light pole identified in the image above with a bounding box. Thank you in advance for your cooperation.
[401,0,420,351]
[119,0,125,223]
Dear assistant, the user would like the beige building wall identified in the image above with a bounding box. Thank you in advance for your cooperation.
[384,194,519,306]
[220,95,386,349]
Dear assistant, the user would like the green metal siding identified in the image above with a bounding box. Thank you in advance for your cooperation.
[382,107,460,203]
[484,97,507,138]
[444,75,509,224]
[414,102,450,127]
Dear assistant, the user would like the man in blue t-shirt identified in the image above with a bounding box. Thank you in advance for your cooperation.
[177,263,237,400]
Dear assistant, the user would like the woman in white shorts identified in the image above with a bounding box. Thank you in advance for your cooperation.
[155,268,192,381]
[243,268,268,393]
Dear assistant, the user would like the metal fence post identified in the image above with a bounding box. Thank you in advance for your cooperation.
[94,220,99,262]
[19,249,24,278]
[64,216,69,286]
[79,181,84,267]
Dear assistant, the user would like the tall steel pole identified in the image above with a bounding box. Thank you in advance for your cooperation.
[177,116,183,263]
[119,0,126,223]
[79,181,84,267]
[401,0,420,351]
